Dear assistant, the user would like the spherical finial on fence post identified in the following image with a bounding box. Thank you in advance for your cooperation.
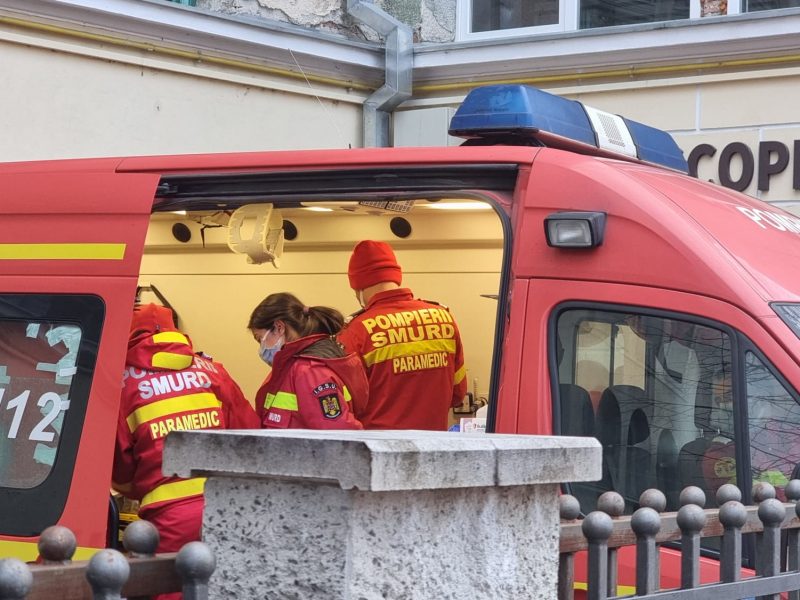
[677,503,707,534]
[38,525,77,564]
[86,549,130,600]
[758,497,786,528]
[598,491,625,517]
[0,558,33,600]
[785,479,800,502]
[752,481,777,503]
[679,486,706,508]
[559,494,581,521]
[716,484,742,506]
[720,500,748,529]
[176,542,216,600]
[639,489,667,513]
[122,519,160,558]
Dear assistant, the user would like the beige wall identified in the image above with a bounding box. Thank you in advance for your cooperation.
[556,72,800,204]
[140,209,504,402]
[0,38,362,161]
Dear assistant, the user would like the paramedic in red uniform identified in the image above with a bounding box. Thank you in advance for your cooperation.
[113,303,259,596]
[249,292,365,429]
[337,240,468,430]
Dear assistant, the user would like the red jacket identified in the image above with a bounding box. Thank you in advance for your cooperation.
[256,334,365,430]
[337,288,467,430]
[114,330,259,516]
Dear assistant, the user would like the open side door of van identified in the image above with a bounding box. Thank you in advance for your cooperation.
[0,166,158,559]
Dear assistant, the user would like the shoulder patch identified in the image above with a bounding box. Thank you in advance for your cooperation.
[343,309,366,326]
[418,298,449,311]
[313,381,342,419]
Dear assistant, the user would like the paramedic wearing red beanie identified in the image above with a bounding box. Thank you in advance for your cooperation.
[113,304,259,599]
[337,240,468,430]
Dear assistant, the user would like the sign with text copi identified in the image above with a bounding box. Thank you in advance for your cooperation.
[688,141,800,195]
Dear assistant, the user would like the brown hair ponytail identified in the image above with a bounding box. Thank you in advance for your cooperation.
[248,293,344,337]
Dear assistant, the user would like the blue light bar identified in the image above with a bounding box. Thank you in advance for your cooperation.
[448,84,688,173]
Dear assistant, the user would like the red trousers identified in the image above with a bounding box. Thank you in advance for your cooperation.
[143,497,204,600]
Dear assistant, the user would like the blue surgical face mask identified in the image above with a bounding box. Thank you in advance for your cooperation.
[258,329,284,366]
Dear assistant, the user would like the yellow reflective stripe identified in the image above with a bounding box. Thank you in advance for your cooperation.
[0,243,125,260]
[127,392,222,432]
[140,478,206,508]
[363,339,456,367]
[0,540,99,561]
[152,331,189,345]
[343,386,352,402]
[573,582,635,596]
[264,391,299,411]
[453,364,466,385]
[151,351,193,370]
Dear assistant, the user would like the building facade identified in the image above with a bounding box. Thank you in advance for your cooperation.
[1,0,799,206]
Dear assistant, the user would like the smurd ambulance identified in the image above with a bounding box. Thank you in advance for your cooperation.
[2,84,800,590]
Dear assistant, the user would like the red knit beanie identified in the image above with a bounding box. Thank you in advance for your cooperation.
[347,240,402,290]
[129,303,177,339]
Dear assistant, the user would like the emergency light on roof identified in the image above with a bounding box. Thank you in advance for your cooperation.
[448,85,689,173]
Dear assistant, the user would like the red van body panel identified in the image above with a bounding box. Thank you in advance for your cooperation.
[0,169,158,557]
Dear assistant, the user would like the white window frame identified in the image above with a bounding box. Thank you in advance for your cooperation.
[457,0,744,42]
[456,0,572,41]
[689,0,742,17]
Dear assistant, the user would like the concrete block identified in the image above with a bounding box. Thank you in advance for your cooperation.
[163,429,602,489]
[163,430,600,599]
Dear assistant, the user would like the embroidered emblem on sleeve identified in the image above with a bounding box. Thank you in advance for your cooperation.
[313,382,342,419]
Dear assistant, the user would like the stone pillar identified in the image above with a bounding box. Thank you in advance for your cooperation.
[163,430,600,599]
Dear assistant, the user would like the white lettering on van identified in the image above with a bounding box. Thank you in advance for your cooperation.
[737,206,800,234]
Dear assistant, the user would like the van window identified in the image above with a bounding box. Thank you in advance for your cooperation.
[0,321,81,488]
[0,294,102,536]
[746,351,800,496]
[557,308,732,513]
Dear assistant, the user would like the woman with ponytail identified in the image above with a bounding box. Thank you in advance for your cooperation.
[248,292,365,429]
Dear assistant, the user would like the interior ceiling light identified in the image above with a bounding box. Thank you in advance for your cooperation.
[421,202,491,210]
[304,206,334,212]
[358,199,414,213]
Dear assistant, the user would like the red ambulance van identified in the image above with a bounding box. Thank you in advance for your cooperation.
[1,85,800,590]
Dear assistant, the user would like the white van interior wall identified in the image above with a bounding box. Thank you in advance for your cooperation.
[140,211,504,405]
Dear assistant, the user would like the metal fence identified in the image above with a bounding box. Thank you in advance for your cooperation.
[559,480,800,600]
[0,520,214,600]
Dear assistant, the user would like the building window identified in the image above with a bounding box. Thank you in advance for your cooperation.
[580,0,690,29]
[458,0,800,39]
[745,0,800,10]
[471,0,560,32]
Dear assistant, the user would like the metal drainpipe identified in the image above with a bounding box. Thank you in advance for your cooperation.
[346,0,413,147]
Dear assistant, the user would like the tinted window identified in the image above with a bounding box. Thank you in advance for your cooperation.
[0,294,103,536]
[746,351,800,498]
[557,308,732,513]
[471,0,559,32]
[580,0,689,29]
